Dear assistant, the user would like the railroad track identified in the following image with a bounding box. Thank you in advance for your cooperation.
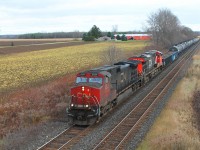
[92,43,199,150]
[37,125,88,150]
[37,123,99,150]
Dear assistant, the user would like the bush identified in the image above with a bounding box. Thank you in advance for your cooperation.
[121,34,127,41]
[107,32,112,37]
[111,34,115,39]
[116,35,121,40]
[82,36,95,41]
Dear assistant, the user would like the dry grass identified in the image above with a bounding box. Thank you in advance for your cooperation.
[137,53,200,150]
[0,74,74,138]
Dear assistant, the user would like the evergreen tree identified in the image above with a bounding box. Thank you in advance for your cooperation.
[121,34,127,41]
[107,32,112,37]
[88,25,102,38]
[82,25,102,41]
[116,35,121,40]
[82,33,87,41]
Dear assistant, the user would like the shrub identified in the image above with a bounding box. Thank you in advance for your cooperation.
[116,35,121,40]
[121,34,127,41]
[83,36,95,41]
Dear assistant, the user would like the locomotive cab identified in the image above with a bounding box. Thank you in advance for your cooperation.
[67,70,117,125]
[128,57,148,73]
[148,50,163,67]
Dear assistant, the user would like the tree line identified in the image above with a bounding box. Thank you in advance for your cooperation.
[146,8,198,48]
[15,30,137,40]
[17,31,84,39]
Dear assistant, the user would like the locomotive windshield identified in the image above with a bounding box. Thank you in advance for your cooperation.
[76,77,87,83]
[76,77,103,84]
[89,78,102,84]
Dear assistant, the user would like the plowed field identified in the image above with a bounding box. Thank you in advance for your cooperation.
[0,39,91,54]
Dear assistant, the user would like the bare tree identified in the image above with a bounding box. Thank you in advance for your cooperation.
[112,25,118,34]
[72,30,81,39]
[180,26,196,40]
[100,44,124,65]
[146,8,194,48]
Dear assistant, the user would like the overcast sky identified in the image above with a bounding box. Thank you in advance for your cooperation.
[0,0,199,35]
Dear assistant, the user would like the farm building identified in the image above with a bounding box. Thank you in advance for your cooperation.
[114,34,152,40]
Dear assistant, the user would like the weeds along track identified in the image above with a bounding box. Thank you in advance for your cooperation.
[92,43,200,150]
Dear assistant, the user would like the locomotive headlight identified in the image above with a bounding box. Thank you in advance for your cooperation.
[85,104,89,107]
[82,86,85,91]
[71,103,74,107]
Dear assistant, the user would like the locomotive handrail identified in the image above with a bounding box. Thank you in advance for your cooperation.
[71,92,90,107]
[90,96,101,117]
[71,92,100,112]
[70,93,100,116]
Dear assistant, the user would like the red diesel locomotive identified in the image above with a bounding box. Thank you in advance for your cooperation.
[67,50,163,125]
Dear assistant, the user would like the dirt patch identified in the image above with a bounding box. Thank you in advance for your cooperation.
[0,38,81,46]
[0,41,93,55]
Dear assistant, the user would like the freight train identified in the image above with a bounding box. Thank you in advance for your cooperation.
[67,38,199,125]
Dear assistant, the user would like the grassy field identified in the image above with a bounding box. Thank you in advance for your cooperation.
[137,51,200,149]
[0,40,147,94]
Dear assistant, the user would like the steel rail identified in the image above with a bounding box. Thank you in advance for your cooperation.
[37,125,87,150]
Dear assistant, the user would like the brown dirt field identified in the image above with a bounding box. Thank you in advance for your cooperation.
[0,41,93,54]
[0,38,81,46]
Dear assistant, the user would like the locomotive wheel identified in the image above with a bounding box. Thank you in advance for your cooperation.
[100,107,105,117]
[112,99,118,106]
[109,102,113,109]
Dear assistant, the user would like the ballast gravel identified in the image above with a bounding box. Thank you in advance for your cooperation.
[2,121,70,150]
